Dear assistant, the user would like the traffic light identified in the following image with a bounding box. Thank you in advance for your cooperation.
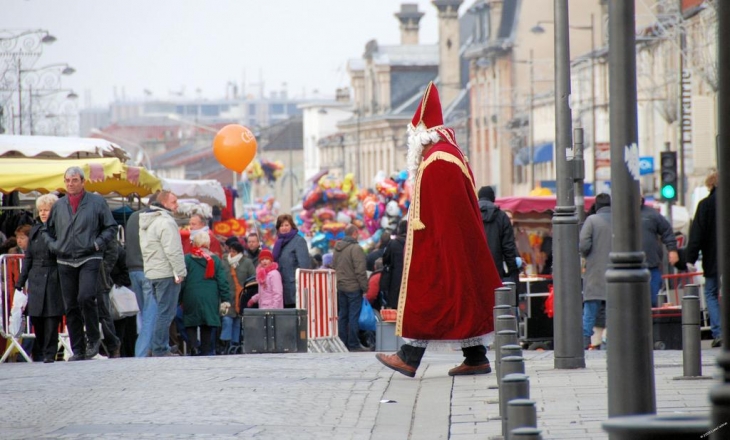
[660,151,678,201]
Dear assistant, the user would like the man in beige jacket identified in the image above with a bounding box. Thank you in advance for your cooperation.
[139,191,187,357]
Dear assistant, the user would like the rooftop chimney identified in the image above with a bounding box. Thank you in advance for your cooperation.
[433,0,464,107]
[395,4,425,45]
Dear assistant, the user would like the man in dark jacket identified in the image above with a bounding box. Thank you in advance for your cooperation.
[43,166,118,361]
[332,224,369,352]
[381,219,407,309]
[640,198,679,307]
[478,186,518,282]
[687,171,720,347]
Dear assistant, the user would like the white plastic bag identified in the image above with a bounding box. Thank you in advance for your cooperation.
[9,289,28,337]
[109,285,140,320]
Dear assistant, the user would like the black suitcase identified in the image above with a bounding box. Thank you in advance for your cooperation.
[242,309,308,353]
[652,307,682,350]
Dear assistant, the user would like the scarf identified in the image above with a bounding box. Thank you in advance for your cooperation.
[68,190,84,214]
[191,246,215,279]
[273,229,298,262]
[227,252,243,268]
[256,262,279,286]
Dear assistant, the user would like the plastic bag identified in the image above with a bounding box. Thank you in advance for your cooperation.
[544,284,554,318]
[109,285,140,320]
[9,289,28,337]
[359,297,377,331]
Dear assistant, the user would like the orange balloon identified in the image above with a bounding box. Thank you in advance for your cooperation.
[212,124,258,173]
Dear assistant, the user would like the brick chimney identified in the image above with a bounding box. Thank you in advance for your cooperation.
[433,0,463,107]
[395,4,425,45]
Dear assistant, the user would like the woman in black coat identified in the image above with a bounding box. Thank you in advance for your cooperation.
[381,220,407,309]
[15,194,64,363]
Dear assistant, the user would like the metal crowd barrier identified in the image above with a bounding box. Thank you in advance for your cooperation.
[295,269,347,353]
[0,254,34,363]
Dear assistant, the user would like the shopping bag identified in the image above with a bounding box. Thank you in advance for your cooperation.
[109,285,140,320]
[359,297,377,332]
[9,289,28,337]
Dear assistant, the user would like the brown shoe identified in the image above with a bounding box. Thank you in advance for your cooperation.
[109,347,121,359]
[376,353,417,378]
[448,361,492,376]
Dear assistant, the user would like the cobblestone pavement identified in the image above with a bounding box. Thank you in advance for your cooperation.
[0,347,720,439]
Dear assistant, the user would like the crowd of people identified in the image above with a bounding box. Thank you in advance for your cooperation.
[3,166,322,361]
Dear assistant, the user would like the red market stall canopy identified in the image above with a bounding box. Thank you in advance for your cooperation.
[0,157,161,197]
[495,196,596,230]
[495,196,596,214]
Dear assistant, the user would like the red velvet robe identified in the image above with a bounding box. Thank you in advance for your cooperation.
[396,141,502,340]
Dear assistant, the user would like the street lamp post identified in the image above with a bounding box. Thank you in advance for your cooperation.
[532,14,596,192]
[551,0,585,370]
[17,63,76,135]
[0,29,58,134]
[606,0,655,418]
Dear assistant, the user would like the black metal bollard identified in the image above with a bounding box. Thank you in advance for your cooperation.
[508,399,537,437]
[502,373,530,439]
[682,286,701,377]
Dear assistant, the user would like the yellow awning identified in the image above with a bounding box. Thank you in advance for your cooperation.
[0,157,161,197]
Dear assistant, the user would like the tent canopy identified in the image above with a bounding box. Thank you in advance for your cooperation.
[0,157,161,197]
[0,134,129,161]
[161,178,226,207]
[496,196,595,214]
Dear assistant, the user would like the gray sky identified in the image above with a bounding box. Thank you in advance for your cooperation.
[3,0,440,108]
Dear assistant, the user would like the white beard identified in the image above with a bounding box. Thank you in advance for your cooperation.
[406,125,441,180]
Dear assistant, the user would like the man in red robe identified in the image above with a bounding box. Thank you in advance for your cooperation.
[376,82,502,377]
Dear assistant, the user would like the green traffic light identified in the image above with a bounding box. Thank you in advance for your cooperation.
[661,184,676,200]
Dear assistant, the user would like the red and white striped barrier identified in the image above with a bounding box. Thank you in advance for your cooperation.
[295,269,347,353]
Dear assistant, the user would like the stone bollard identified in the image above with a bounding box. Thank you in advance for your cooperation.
[510,427,543,439]
[493,304,515,342]
[499,356,525,418]
[501,373,530,439]
[682,285,701,377]
[508,399,537,437]
[496,329,519,386]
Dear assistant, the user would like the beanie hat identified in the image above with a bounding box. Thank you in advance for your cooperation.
[478,186,496,202]
[259,249,274,262]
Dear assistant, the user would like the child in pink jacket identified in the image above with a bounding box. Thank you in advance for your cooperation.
[247,249,284,309]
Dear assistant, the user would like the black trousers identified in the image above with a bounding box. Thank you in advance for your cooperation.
[96,288,120,352]
[113,316,138,357]
[398,344,488,369]
[58,259,102,355]
[186,325,213,356]
[30,316,61,361]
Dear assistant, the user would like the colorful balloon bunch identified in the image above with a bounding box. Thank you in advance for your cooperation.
[299,173,362,253]
[299,170,413,253]
[246,159,285,185]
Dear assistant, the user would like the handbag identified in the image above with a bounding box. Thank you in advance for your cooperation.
[358,297,377,332]
[109,285,140,320]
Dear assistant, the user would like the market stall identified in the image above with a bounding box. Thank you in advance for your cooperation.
[0,134,129,160]
[161,178,226,207]
[0,156,160,197]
